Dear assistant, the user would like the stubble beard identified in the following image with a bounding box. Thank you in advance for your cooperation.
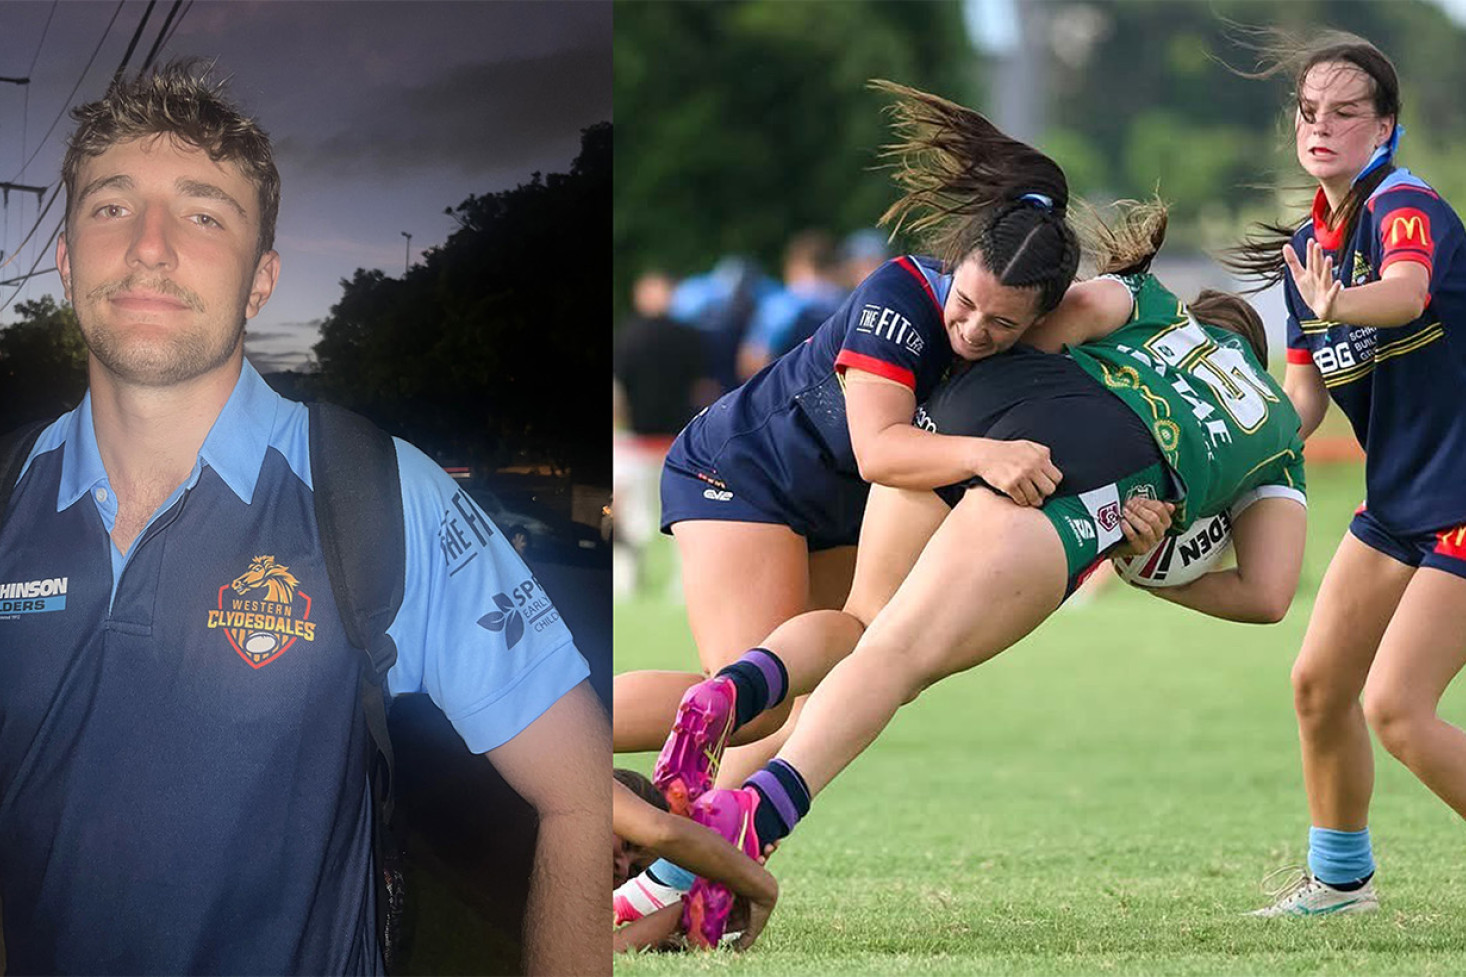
[79,276,246,387]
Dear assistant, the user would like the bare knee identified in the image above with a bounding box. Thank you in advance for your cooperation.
[1362,682,1432,762]
[1291,655,1362,728]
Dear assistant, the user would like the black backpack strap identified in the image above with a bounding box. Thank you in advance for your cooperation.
[0,420,52,533]
[307,402,409,972]
[307,403,406,814]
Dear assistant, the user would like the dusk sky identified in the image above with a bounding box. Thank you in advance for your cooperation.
[0,0,612,371]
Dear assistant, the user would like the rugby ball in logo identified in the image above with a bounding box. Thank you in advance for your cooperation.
[1113,511,1232,588]
[244,631,280,656]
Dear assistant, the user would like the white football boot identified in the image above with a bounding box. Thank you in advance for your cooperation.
[1247,866,1379,917]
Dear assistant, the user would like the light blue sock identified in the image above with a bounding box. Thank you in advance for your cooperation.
[1307,826,1374,886]
[645,857,695,891]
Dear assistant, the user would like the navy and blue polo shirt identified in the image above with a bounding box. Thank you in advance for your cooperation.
[660,256,956,547]
[0,361,589,975]
[1284,168,1466,535]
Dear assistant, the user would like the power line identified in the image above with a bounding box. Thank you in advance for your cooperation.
[142,0,187,71]
[24,0,60,77]
[2,0,188,316]
[109,0,158,87]
[6,0,127,186]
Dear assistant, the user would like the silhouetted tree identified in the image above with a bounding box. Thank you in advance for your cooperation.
[0,296,89,431]
[314,124,610,483]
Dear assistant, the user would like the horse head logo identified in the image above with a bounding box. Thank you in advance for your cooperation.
[231,556,300,604]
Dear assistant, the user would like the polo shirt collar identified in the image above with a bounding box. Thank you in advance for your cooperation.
[56,359,281,512]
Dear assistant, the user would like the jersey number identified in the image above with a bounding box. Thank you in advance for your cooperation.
[1145,322,1279,433]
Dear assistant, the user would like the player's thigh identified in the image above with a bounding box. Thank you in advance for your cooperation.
[859,489,1067,688]
[672,518,811,671]
[1294,531,1414,701]
[842,484,950,626]
[1364,568,1466,720]
[807,544,857,612]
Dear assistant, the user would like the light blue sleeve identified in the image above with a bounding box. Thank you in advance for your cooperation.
[747,290,799,352]
[384,439,590,753]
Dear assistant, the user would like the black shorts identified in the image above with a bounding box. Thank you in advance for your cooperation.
[918,346,1165,507]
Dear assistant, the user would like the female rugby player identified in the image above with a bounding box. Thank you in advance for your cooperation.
[611,770,776,952]
[648,81,1083,798]
[655,201,1311,944]
[1224,32,1466,916]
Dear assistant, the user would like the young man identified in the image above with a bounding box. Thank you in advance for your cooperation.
[0,61,607,975]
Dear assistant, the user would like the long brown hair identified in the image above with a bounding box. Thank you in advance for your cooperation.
[1190,289,1268,363]
[872,80,1080,315]
[1220,31,1400,290]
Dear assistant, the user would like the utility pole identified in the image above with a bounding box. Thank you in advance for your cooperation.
[0,77,30,86]
[400,231,412,274]
[0,183,47,208]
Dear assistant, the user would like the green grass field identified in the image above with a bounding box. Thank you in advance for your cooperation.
[614,460,1466,975]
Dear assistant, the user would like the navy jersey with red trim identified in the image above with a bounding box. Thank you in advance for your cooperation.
[1284,169,1466,533]
[689,255,954,478]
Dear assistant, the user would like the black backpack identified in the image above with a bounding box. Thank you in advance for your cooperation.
[0,402,410,972]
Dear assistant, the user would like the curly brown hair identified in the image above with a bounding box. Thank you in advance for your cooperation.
[62,58,280,259]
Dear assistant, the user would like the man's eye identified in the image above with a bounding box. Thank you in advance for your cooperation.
[192,214,222,228]
[95,204,125,218]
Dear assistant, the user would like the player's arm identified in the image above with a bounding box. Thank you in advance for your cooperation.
[1140,496,1306,624]
[614,903,683,953]
[1283,360,1330,440]
[844,370,1061,505]
[613,781,778,948]
[485,681,610,976]
[1022,277,1135,352]
[1284,236,1431,328]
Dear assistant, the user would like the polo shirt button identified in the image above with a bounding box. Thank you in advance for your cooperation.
[94,488,108,503]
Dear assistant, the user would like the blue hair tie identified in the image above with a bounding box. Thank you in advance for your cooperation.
[1354,123,1403,186]
[1019,192,1054,211]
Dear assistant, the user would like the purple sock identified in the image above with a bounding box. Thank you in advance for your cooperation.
[746,758,810,843]
[716,647,788,729]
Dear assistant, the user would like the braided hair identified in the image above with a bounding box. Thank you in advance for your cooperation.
[872,80,1080,315]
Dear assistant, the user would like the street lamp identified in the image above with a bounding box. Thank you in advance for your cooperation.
[400,231,412,274]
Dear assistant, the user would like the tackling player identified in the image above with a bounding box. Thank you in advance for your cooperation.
[656,80,1078,793]
[1225,32,1466,916]
[654,200,1310,944]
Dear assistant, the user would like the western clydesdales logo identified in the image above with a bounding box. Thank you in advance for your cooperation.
[205,555,317,668]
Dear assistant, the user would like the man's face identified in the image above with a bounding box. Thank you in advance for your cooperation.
[57,134,279,388]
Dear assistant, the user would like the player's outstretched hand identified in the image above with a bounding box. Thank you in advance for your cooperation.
[1283,238,1342,320]
[1113,498,1175,557]
[974,438,1062,507]
[729,887,777,951]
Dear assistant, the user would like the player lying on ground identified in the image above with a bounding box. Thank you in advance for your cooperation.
[647,195,1309,944]
[611,770,777,953]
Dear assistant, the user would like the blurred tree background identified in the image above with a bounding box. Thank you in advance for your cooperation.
[613,0,1466,322]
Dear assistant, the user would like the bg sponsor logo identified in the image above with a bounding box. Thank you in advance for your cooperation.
[440,490,495,577]
[856,304,925,356]
[0,576,68,615]
[478,576,561,648]
[206,556,315,668]
[703,488,733,502]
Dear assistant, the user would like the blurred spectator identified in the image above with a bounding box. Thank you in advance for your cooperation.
[613,270,715,599]
[736,230,848,379]
[669,256,777,395]
[838,228,892,290]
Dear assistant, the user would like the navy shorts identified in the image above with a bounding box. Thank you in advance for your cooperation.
[1350,506,1466,581]
[659,410,867,552]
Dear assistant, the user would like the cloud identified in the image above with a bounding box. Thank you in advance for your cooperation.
[272,45,610,180]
